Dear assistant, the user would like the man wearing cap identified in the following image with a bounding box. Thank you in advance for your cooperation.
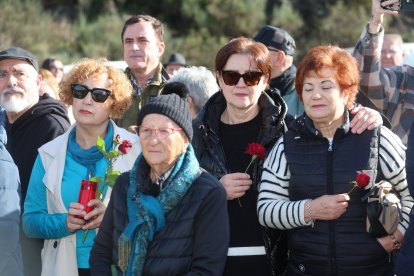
[0,46,70,276]
[117,14,170,130]
[165,52,187,76]
[254,25,304,117]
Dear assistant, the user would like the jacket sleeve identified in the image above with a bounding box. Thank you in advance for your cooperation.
[23,155,71,239]
[183,176,229,276]
[0,143,23,275]
[257,137,311,230]
[90,180,116,276]
[378,126,414,235]
[406,122,414,196]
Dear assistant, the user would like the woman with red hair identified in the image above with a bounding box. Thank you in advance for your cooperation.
[258,45,414,275]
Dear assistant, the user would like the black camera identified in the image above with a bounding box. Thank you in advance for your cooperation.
[381,0,414,11]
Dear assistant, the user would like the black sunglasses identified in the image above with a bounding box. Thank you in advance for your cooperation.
[221,70,263,86]
[71,84,111,103]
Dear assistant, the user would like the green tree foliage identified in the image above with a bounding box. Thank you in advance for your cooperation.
[1,0,413,70]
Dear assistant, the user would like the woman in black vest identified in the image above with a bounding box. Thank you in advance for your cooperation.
[258,45,414,275]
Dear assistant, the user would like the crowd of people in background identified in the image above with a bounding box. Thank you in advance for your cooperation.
[0,0,414,275]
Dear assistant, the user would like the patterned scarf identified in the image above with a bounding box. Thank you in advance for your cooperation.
[118,144,200,275]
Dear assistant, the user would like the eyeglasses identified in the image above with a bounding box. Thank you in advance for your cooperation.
[221,70,263,86]
[136,126,183,140]
[71,84,111,103]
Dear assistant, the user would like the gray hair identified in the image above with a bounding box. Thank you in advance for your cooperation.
[168,66,219,113]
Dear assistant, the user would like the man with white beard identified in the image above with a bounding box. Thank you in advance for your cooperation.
[0,47,70,276]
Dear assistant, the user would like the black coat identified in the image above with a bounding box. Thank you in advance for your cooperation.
[90,170,229,275]
[5,95,70,204]
[192,90,288,186]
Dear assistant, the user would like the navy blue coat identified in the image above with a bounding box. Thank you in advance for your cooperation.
[395,122,414,276]
[0,110,23,275]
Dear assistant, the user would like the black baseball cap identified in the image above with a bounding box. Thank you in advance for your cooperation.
[253,26,296,56]
[0,47,39,72]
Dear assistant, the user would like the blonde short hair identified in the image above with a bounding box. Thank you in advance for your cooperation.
[59,58,133,119]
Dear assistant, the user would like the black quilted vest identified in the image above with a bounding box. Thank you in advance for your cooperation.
[283,115,392,276]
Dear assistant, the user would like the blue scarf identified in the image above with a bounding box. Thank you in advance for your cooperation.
[67,122,114,179]
[118,144,201,275]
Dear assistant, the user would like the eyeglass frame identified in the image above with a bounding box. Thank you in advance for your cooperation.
[220,70,263,86]
[71,83,112,103]
[136,126,183,140]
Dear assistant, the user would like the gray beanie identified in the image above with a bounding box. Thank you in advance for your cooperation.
[136,94,193,141]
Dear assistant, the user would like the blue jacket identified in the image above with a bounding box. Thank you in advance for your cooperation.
[0,110,23,275]
[395,122,414,276]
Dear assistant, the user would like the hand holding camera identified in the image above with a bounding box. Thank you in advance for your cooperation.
[381,0,414,11]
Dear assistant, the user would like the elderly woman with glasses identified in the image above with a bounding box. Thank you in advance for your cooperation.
[23,58,141,276]
[192,37,386,276]
[90,93,229,275]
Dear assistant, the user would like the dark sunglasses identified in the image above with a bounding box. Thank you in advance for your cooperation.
[71,84,111,103]
[221,70,263,86]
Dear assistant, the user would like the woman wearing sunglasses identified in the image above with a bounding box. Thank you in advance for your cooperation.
[23,58,141,276]
[90,94,229,275]
[192,37,385,276]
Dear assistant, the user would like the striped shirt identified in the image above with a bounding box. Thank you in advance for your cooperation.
[257,126,414,234]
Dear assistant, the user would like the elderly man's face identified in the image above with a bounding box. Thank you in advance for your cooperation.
[0,59,41,115]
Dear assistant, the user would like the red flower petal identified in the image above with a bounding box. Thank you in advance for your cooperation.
[355,172,370,188]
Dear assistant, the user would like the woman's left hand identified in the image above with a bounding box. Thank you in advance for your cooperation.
[82,199,106,230]
[350,106,383,134]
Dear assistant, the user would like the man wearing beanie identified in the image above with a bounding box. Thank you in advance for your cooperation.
[0,46,70,276]
[91,94,229,275]
[253,26,304,117]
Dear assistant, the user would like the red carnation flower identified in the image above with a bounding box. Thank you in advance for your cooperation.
[245,143,266,161]
[348,172,370,194]
[118,140,132,154]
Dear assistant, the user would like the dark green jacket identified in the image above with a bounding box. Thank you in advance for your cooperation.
[117,63,169,129]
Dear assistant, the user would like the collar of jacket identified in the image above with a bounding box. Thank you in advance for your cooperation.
[269,65,296,96]
[195,90,287,148]
[290,110,352,139]
[125,63,170,88]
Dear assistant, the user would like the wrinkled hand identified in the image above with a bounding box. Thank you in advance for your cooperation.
[377,229,403,253]
[82,199,106,230]
[311,194,350,221]
[67,202,86,232]
[350,105,382,134]
[220,173,252,200]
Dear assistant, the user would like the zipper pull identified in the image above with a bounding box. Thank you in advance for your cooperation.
[328,140,333,152]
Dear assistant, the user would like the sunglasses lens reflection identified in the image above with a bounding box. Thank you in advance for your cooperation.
[222,71,263,86]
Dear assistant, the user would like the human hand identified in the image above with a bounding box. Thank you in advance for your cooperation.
[311,194,350,221]
[82,199,106,230]
[377,229,404,252]
[350,105,382,134]
[370,0,399,29]
[219,173,253,200]
[67,202,86,232]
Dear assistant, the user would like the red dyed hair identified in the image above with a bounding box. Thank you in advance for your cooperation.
[295,45,359,109]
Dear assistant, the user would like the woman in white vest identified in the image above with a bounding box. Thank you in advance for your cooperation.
[23,58,141,276]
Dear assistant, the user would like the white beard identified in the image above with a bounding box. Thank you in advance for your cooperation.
[0,94,29,113]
